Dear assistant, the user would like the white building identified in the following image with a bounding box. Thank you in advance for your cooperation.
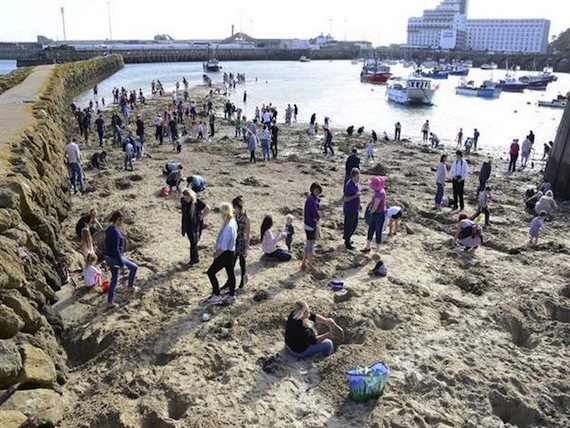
[407,0,468,49]
[466,19,550,54]
[407,0,550,53]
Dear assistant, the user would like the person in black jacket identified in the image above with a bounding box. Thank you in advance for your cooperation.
[181,189,211,266]
[477,156,492,197]
[285,301,338,358]
[344,148,361,184]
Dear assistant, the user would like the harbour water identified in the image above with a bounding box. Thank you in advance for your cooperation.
[0,60,16,75]
[76,60,570,155]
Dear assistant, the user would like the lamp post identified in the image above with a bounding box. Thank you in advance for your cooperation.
[107,2,113,41]
[60,7,67,41]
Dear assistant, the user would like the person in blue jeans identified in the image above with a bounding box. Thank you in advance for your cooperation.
[362,176,386,253]
[104,211,138,309]
[285,301,338,358]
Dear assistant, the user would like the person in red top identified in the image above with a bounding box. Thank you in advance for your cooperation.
[508,139,520,173]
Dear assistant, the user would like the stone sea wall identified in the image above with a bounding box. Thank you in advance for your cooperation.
[0,67,32,95]
[0,54,123,427]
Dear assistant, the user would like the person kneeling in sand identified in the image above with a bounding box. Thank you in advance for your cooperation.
[453,213,482,252]
[285,301,341,359]
[261,215,292,262]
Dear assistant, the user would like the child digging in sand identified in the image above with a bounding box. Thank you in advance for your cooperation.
[529,210,547,246]
[285,214,295,252]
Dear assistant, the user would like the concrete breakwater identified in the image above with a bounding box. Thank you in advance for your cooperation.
[0,54,123,427]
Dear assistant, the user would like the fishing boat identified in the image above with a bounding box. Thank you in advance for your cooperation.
[299,56,311,63]
[203,58,221,72]
[499,72,528,93]
[360,58,391,84]
[537,99,567,109]
[387,74,437,106]
[447,64,470,76]
[480,62,498,70]
[455,79,501,98]
[420,68,449,79]
[537,94,567,108]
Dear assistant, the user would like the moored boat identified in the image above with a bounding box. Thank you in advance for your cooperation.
[481,62,498,70]
[448,64,470,76]
[203,58,221,72]
[420,68,449,79]
[387,74,437,106]
[537,100,567,109]
[455,79,501,98]
[299,56,311,63]
[360,58,391,84]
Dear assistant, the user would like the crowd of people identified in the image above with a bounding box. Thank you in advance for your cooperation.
[64,75,561,361]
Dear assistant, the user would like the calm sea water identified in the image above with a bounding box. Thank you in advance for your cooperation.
[0,60,16,75]
[74,60,568,156]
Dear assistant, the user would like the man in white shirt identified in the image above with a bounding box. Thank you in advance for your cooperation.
[450,150,469,210]
[65,138,84,194]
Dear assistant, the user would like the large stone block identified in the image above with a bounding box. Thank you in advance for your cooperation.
[0,208,15,233]
[1,388,63,427]
[17,344,57,388]
[0,304,24,339]
[0,290,42,334]
[0,339,22,389]
[0,410,28,428]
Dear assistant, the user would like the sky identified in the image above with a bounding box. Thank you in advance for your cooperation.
[1,0,569,44]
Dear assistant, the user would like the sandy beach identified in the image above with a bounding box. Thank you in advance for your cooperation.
[54,85,570,428]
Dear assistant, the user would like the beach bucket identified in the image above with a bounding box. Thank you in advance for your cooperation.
[347,361,389,403]
[101,280,110,293]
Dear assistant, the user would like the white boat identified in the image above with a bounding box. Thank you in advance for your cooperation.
[299,56,311,63]
[481,62,498,70]
[387,74,437,106]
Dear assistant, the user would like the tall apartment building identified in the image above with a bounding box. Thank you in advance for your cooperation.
[407,0,550,54]
[466,19,550,54]
[407,0,469,50]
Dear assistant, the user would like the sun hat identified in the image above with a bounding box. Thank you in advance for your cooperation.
[369,176,385,191]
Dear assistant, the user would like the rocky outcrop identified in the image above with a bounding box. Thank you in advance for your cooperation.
[0,55,124,425]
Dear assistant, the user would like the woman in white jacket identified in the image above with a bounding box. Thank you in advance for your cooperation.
[534,190,558,219]
[260,215,292,261]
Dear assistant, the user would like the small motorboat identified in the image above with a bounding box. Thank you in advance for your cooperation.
[299,56,311,63]
[537,100,567,109]
[420,68,449,79]
[203,58,221,72]
[481,62,498,70]
[455,79,501,98]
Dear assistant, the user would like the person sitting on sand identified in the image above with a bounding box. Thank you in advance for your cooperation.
[83,253,102,290]
[181,188,210,266]
[285,301,338,359]
[90,151,107,169]
[104,211,139,309]
[261,215,292,262]
[453,213,482,252]
[534,190,558,219]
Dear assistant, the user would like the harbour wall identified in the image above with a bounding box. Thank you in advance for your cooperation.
[0,54,123,426]
[545,102,570,199]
